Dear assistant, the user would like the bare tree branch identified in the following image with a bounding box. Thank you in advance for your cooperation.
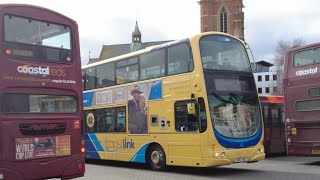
[274,38,305,95]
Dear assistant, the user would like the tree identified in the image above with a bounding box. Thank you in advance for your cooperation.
[274,38,305,95]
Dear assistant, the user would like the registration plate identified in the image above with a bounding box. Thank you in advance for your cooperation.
[312,149,320,154]
[235,157,248,163]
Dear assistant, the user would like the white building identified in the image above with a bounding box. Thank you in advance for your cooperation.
[252,61,278,95]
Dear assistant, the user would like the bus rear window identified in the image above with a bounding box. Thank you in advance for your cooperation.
[293,48,320,67]
[3,94,77,113]
[295,99,320,111]
[4,14,73,63]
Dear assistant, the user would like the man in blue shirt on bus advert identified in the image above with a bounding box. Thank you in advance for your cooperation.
[128,85,148,134]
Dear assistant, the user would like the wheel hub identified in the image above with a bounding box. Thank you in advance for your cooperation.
[151,150,162,164]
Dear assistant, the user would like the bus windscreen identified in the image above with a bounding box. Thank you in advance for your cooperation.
[200,35,251,72]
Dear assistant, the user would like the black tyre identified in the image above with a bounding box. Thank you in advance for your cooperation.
[147,144,166,171]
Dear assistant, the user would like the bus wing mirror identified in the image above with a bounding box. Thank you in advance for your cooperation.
[187,103,196,115]
[250,63,256,72]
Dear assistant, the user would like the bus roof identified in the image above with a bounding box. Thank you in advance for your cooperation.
[0,4,77,24]
[82,31,244,69]
[259,96,284,104]
[287,42,320,54]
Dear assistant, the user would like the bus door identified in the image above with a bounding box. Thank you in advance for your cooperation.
[169,99,202,167]
[270,104,286,153]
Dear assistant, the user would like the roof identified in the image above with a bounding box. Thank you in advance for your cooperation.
[255,60,274,67]
[87,40,172,64]
[132,21,141,36]
[87,58,99,64]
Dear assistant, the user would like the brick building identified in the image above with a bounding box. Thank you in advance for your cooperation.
[199,0,244,40]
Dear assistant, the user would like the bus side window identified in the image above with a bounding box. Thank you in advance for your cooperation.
[96,63,115,88]
[175,100,199,132]
[168,43,194,75]
[116,107,126,132]
[140,49,166,80]
[85,67,96,90]
[96,108,116,133]
[116,57,138,85]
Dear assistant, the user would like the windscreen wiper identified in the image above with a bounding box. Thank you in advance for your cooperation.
[211,92,236,104]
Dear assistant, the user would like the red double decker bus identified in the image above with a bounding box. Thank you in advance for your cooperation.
[283,42,320,156]
[259,96,285,155]
[0,4,84,179]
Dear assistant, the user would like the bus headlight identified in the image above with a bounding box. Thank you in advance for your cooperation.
[287,138,292,143]
[258,148,264,154]
[215,152,220,158]
[221,152,225,158]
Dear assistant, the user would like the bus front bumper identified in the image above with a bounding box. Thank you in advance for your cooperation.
[204,146,265,167]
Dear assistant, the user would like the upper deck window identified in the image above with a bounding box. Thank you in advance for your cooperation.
[200,35,251,72]
[293,48,320,67]
[3,93,77,113]
[4,14,73,63]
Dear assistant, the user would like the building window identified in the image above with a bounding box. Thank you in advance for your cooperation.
[273,74,277,81]
[258,75,262,82]
[273,87,278,94]
[266,87,270,93]
[265,75,269,81]
[256,64,262,72]
[258,88,262,94]
[220,8,227,33]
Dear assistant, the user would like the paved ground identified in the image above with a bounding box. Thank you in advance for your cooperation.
[74,156,320,180]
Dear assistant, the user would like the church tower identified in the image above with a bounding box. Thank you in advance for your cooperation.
[199,0,244,40]
[131,21,142,52]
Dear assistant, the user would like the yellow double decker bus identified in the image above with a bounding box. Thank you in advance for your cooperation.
[82,32,265,170]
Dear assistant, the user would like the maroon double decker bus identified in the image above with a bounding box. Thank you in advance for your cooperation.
[259,96,285,155]
[283,42,320,156]
[0,4,84,179]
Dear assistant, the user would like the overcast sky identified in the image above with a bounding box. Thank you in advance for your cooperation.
[1,0,320,65]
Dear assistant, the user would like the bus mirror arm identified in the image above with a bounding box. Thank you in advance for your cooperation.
[245,42,256,72]
[191,93,195,99]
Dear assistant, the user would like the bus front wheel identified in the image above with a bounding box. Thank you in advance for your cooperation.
[147,144,166,170]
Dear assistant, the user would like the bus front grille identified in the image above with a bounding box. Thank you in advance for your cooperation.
[19,123,66,135]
